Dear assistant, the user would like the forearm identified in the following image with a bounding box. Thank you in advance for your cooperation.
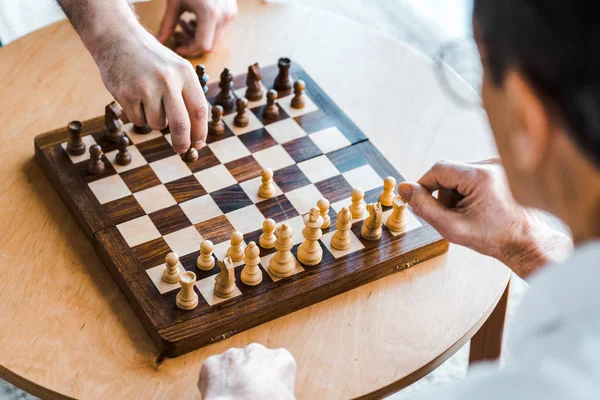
[56,0,140,59]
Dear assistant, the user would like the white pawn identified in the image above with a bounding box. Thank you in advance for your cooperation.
[386,195,408,232]
[241,242,262,286]
[162,252,183,284]
[226,231,245,262]
[297,208,324,266]
[176,271,199,310]
[214,257,236,299]
[349,187,366,219]
[259,219,276,249]
[258,168,275,199]
[331,207,352,250]
[197,240,215,271]
[379,176,396,207]
[269,223,296,278]
[317,198,331,229]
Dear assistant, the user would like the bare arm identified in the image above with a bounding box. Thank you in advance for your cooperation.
[56,0,208,153]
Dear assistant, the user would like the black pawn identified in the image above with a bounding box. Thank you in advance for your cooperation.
[233,98,249,128]
[273,57,292,95]
[116,136,132,166]
[196,64,209,94]
[263,89,279,120]
[88,144,105,175]
[214,68,235,112]
[66,120,86,156]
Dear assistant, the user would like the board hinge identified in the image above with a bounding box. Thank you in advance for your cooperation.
[209,329,237,343]
[394,258,420,272]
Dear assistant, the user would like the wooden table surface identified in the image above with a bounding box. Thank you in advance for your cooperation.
[0,1,510,398]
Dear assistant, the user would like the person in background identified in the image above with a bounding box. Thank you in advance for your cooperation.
[197,0,600,398]
[55,0,237,154]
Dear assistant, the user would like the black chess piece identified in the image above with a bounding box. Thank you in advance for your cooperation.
[88,144,105,175]
[66,120,86,156]
[245,63,263,101]
[273,57,292,95]
[196,64,209,94]
[263,90,279,120]
[234,98,249,127]
[214,68,235,112]
[116,136,132,166]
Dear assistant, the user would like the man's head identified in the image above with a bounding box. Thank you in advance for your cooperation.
[473,0,600,221]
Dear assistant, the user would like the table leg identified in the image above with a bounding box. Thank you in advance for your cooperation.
[469,279,510,366]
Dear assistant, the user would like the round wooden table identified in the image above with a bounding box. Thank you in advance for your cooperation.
[0,1,510,398]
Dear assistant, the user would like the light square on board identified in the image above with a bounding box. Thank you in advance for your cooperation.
[163,225,203,256]
[239,176,283,204]
[223,109,264,136]
[146,264,180,294]
[180,195,223,224]
[61,134,97,164]
[260,252,305,283]
[123,123,162,144]
[382,208,422,236]
[321,230,365,259]
[213,240,247,268]
[88,174,131,204]
[264,118,307,144]
[286,184,324,215]
[297,155,341,183]
[133,184,177,214]
[225,204,265,235]
[253,145,295,171]
[196,274,242,306]
[106,146,148,173]
[234,83,268,107]
[150,154,192,183]
[208,135,251,164]
[309,127,352,155]
[194,164,237,193]
[277,93,319,118]
[117,215,161,248]
[342,164,383,192]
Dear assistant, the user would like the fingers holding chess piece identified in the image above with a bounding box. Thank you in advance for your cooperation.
[116,136,132,166]
[317,198,331,229]
[176,271,199,310]
[349,188,366,219]
[361,202,383,241]
[132,124,152,134]
[241,242,263,286]
[386,195,408,233]
[259,219,276,249]
[163,252,183,283]
[88,144,105,175]
[234,97,249,128]
[208,105,225,135]
[197,240,216,271]
[182,146,199,163]
[214,257,236,299]
[269,223,296,278]
[258,168,275,199]
[67,120,86,156]
[331,207,352,250]
[226,231,245,262]
[263,89,279,120]
[105,101,124,143]
[379,176,396,207]
[290,79,306,110]
[297,208,324,266]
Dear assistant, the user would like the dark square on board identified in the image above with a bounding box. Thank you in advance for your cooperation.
[148,205,193,236]
[315,175,354,204]
[238,128,278,153]
[205,124,234,145]
[76,155,116,184]
[102,195,146,226]
[136,136,176,163]
[256,194,299,223]
[132,237,172,269]
[225,155,263,183]
[195,215,235,244]
[120,165,162,193]
[165,175,206,203]
[282,136,322,164]
[251,103,289,125]
[273,164,311,192]
[210,184,253,214]
[293,110,335,134]
[185,145,221,172]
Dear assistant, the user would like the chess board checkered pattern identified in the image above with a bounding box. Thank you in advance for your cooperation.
[35,62,446,356]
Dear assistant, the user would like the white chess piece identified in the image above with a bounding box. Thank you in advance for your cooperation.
[379,176,396,207]
[317,198,331,229]
[176,271,199,310]
[197,240,215,271]
[269,223,296,278]
[241,242,263,286]
[214,257,236,299]
[258,168,275,198]
[162,252,183,284]
[349,187,366,219]
[331,207,352,250]
[259,219,276,249]
[226,231,245,262]
[297,208,324,266]
[386,195,408,232]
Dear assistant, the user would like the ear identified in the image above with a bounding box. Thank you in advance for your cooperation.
[504,69,551,172]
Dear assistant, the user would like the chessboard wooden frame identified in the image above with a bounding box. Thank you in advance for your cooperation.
[34,62,448,357]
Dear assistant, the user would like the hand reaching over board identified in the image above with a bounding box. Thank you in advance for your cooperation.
[198,343,297,400]
[398,160,573,278]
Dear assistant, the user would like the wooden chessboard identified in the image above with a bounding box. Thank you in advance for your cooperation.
[34,61,448,357]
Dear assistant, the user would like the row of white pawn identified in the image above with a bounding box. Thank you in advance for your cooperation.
[166,176,409,311]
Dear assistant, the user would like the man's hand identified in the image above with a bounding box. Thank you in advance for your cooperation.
[398,160,572,278]
[57,0,208,154]
[198,343,297,400]
[157,0,238,57]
